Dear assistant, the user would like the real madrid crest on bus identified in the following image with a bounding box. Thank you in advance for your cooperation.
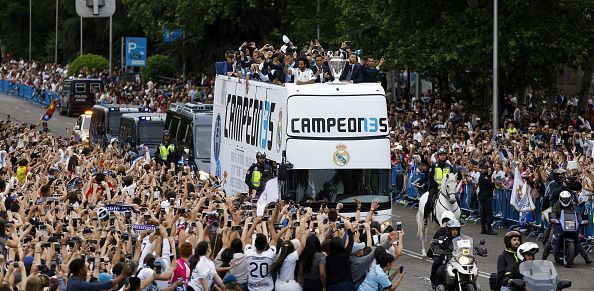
[333,144,350,166]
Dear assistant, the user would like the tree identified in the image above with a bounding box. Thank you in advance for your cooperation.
[141,54,176,82]
[68,54,108,76]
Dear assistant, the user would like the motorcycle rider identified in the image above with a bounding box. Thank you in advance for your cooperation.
[423,148,456,225]
[245,152,273,199]
[541,191,592,264]
[517,242,539,262]
[433,211,457,240]
[430,219,461,290]
[542,167,568,245]
[497,231,523,291]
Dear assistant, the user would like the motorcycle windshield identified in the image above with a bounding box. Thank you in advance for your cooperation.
[560,210,578,231]
[452,235,474,257]
[519,260,558,287]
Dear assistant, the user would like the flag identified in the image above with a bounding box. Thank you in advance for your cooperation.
[41,100,58,121]
[510,166,535,212]
[256,178,280,216]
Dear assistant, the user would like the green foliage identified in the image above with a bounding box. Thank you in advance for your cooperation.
[141,54,176,82]
[68,54,109,76]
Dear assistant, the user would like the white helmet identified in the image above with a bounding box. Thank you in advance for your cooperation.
[559,191,572,207]
[97,207,109,220]
[440,211,456,226]
[517,242,539,261]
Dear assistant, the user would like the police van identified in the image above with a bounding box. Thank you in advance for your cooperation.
[212,76,391,220]
[164,103,213,171]
[118,113,167,156]
[89,104,150,147]
[58,79,103,116]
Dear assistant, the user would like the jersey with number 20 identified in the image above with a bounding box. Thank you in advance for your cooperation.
[244,244,276,291]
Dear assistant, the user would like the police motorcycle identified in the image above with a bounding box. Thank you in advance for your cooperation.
[549,198,588,268]
[431,235,488,291]
[504,260,572,291]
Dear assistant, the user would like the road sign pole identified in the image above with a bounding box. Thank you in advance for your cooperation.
[109,16,113,74]
[80,17,83,56]
[493,0,499,135]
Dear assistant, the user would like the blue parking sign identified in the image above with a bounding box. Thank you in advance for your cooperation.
[125,37,147,67]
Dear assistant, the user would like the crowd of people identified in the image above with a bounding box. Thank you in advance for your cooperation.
[0,119,406,291]
[386,81,594,288]
[0,59,214,113]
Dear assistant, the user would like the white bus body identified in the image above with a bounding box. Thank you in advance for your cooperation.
[211,76,391,218]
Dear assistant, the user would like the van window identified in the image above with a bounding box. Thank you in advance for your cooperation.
[75,117,83,130]
[90,83,101,91]
[75,83,86,93]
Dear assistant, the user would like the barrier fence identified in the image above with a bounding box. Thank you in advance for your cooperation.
[0,79,59,107]
[395,170,594,252]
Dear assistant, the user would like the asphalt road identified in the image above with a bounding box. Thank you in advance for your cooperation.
[391,202,593,290]
[2,93,592,290]
[0,93,76,137]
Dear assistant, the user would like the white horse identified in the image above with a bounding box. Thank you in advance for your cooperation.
[416,173,461,256]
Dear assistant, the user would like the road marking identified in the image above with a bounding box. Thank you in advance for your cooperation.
[401,249,491,279]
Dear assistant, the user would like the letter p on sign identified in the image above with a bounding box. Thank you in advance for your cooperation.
[127,42,137,53]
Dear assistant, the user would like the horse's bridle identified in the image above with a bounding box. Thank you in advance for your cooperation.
[440,187,457,204]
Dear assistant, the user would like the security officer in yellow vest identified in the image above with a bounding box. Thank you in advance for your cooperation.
[423,148,455,225]
[155,130,179,168]
[245,152,273,199]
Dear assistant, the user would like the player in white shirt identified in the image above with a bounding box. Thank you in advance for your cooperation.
[241,217,279,291]
[294,57,316,85]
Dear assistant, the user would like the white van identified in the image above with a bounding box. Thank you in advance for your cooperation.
[211,76,391,218]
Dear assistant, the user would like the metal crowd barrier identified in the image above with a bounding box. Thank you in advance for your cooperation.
[0,79,58,107]
[396,169,594,252]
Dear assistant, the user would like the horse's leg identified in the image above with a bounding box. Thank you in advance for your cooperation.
[417,196,427,256]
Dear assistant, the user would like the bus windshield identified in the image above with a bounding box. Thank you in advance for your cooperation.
[286,169,390,205]
[138,123,164,144]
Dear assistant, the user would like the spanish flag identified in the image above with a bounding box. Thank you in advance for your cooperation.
[42,100,58,121]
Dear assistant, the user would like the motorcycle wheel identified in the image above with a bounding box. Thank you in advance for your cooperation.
[462,283,476,291]
[564,243,575,268]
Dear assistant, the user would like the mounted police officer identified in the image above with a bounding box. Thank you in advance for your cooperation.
[245,152,273,199]
[155,130,178,167]
[423,148,455,224]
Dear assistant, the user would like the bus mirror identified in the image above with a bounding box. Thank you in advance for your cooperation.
[278,161,293,181]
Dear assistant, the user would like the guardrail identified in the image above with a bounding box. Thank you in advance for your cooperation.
[0,79,59,107]
[395,170,594,252]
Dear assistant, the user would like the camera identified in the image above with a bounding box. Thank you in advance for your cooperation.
[396,222,402,232]
[231,225,242,231]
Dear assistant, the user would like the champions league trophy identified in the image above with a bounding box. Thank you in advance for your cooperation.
[328,51,347,83]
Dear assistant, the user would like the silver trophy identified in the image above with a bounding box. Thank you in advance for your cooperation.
[328,52,347,83]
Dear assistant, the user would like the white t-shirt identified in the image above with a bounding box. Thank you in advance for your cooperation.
[294,68,315,84]
[188,256,216,291]
[230,253,248,284]
[277,251,299,282]
[245,244,276,291]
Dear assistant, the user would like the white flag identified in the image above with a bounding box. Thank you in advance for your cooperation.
[256,178,280,217]
[510,166,535,212]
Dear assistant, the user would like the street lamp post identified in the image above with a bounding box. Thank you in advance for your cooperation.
[55,0,58,64]
[28,0,32,61]
[492,0,499,136]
